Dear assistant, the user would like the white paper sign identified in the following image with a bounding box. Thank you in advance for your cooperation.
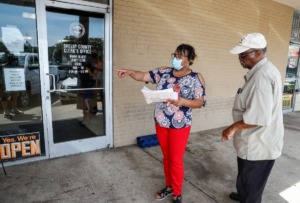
[3,68,26,91]
[141,86,178,104]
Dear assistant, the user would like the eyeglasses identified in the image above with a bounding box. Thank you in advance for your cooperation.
[171,53,182,59]
[239,50,256,59]
[171,53,187,59]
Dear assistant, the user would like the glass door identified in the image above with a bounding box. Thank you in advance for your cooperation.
[283,44,300,112]
[36,0,112,158]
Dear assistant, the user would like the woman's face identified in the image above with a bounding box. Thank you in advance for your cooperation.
[174,50,189,67]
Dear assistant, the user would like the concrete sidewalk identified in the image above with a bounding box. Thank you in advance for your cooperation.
[1,112,300,203]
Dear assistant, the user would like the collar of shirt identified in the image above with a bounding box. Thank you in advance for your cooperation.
[244,57,268,82]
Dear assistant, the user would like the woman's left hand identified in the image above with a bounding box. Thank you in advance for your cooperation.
[166,97,183,107]
[166,97,204,109]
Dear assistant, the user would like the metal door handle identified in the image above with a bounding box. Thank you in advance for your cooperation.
[46,73,56,93]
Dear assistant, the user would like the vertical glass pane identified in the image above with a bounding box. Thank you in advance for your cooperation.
[0,1,45,160]
[291,11,300,43]
[283,80,295,110]
[286,45,299,78]
[283,45,300,110]
[46,8,105,143]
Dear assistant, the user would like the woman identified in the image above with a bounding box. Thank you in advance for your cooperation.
[116,44,206,203]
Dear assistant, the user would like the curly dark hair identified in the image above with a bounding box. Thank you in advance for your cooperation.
[176,44,197,65]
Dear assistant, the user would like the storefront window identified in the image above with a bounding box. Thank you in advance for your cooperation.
[0,1,45,161]
[283,10,300,111]
[286,45,299,78]
[291,11,300,43]
[283,45,299,110]
[283,80,295,110]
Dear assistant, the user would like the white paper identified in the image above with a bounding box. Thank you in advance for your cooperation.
[141,86,178,104]
[3,68,26,91]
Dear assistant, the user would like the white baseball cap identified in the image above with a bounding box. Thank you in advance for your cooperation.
[230,33,267,54]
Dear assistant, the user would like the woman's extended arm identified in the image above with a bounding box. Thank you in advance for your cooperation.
[115,69,150,82]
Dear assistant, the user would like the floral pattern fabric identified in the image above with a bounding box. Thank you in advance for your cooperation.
[149,67,206,129]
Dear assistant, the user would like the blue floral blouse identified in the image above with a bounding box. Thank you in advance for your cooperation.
[149,67,206,129]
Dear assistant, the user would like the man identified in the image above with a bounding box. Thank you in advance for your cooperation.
[222,33,284,203]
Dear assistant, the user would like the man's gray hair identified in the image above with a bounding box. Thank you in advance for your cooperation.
[257,47,267,55]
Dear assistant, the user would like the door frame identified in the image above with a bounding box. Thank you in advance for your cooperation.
[36,0,113,158]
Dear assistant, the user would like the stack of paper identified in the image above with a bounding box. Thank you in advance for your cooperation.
[141,86,178,104]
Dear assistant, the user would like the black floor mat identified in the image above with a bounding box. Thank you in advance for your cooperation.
[19,119,97,144]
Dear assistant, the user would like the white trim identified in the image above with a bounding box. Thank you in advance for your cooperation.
[36,0,51,160]
[45,0,109,12]
[49,136,110,157]
[106,0,113,148]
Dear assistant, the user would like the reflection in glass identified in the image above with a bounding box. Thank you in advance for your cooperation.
[46,8,105,143]
[283,80,295,110]
[286,45,299,78]
[283,44,300,110]
[0,1,45,157]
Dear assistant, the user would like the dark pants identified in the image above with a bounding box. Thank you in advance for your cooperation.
[236,157,275,203]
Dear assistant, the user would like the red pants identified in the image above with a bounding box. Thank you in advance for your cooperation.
[155,124,191,196]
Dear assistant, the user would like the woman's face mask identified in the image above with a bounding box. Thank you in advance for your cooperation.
[172,57,183,70]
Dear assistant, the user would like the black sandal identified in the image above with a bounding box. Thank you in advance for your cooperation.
[155,186,173,200]
[173,195,182,203]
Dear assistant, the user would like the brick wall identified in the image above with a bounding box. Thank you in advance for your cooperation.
[112,0,294,147]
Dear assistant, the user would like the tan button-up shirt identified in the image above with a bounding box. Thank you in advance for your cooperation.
[232,57,284,160]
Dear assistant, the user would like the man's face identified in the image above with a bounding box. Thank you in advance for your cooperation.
[238,49,257,69]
